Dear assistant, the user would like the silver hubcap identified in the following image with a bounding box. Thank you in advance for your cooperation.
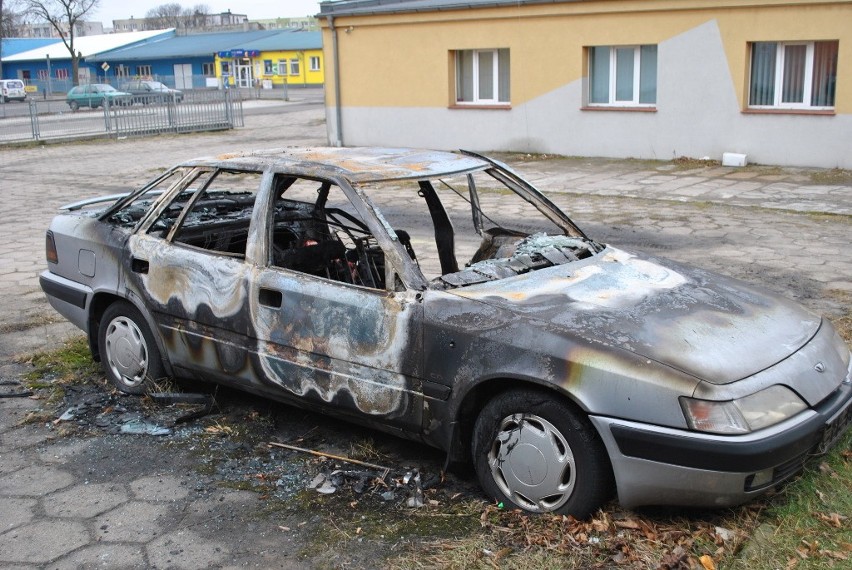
[104,315,149,388]
[488,413,576,512]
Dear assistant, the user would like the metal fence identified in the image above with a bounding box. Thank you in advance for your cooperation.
[17,74,300,101]
[0,89,244,144]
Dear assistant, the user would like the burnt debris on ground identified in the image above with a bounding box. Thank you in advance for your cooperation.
[42,379,479,512]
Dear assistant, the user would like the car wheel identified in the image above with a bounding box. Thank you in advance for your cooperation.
[98,301,165,395]
[472,389,613,518]
[69,101,79,111]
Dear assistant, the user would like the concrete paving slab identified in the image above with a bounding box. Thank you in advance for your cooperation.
[129,474,192,502]
[44,482,128,518]
[0,520,89,564]
[146,529,230,569]
[0,464,75,496]
[0,497,37,532]
[50,544,148,570]
[92,501,173,543]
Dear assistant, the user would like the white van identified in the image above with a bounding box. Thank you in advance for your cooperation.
[0,79,27,103]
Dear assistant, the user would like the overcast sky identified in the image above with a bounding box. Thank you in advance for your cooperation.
[92,0,323,25]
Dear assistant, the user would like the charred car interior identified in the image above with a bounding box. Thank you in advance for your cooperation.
[42,147,852,518]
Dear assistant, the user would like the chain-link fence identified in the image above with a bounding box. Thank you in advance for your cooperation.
[0,89,244,144]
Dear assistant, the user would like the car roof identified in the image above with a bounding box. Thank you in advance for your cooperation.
[182,147,490,183]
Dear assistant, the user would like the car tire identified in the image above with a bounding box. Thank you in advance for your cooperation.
[472,389,613,518]
[98,301,165,395]
[69,101,79,111]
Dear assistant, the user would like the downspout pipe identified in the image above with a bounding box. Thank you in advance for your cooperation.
[328,15,344,147]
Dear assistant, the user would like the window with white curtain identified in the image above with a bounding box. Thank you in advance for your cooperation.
[455,49,510,105]
[749,41,838,109]
[588,45,657,106]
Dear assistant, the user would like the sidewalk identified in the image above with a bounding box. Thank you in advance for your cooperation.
[510,155,852,216]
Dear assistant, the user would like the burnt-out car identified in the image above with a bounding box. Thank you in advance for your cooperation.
[41,148,852,517]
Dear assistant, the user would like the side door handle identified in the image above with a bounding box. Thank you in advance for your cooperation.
[131,257,149,274]
[259,288,283,308]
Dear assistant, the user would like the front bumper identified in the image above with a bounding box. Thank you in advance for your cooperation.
[591,372,852,509]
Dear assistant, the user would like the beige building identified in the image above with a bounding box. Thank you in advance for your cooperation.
[19,20,104,38]
[318,0,851,168]
[113,11,250,33]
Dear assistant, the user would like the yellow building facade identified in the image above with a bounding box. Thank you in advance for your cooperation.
[214,49,324,88]
[319,0,851,168]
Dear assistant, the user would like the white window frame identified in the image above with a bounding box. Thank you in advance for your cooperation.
[278,60,287,75]
[748,41,835,110]
[290,59,301,76]
[310,56,321,72]
[588,45,656,107]
[202,62,215,77]
[454,48,510,106]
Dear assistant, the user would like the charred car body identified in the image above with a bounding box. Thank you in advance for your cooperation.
[41,148,852,517]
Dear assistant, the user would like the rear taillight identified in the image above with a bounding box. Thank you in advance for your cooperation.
[46,231,58,264]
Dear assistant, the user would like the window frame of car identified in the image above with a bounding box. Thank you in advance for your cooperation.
[261,169,428,293]
[116,164,423,293]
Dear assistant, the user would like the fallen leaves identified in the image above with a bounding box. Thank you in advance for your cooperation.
[814,511,848,528]
[471,506,751,569]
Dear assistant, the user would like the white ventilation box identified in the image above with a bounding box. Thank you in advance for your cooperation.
[722,152,748,167]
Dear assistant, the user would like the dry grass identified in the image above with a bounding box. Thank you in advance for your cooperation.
[810,168,852,185]
[825,290,852,346]
[672,156,721,170]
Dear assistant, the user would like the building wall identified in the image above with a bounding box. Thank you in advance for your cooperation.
[2,59,102,88]
[3,57,212,91]
[20,21,103,38]
[321,0,852,168]
[214,49,324,87]
[107,58,213,87]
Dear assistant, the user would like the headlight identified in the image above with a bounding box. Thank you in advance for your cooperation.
[680,386,807,434]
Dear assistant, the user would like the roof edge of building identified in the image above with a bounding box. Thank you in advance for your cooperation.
[317,0,574,18]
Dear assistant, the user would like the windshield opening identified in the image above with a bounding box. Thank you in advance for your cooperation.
[361,168,602,289]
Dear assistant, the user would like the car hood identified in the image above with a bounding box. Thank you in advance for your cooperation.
[449,247,821,384]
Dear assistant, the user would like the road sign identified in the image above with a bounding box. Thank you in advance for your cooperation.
[101,62,110,71]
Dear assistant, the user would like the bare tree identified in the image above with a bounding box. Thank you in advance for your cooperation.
[146,2,211,30]
[2,0,31,38]
[23,0,99,85]
[145,2,183,29]
[186,3,209,28]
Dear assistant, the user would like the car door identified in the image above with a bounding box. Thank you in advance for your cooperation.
[125,167,264,389]
[249,174,425,432]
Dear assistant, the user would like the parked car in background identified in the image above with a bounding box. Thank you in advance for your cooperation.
[66,84,132,111]
[121,80,183,104]
[40,147,852,518]
[0,79,27,103]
